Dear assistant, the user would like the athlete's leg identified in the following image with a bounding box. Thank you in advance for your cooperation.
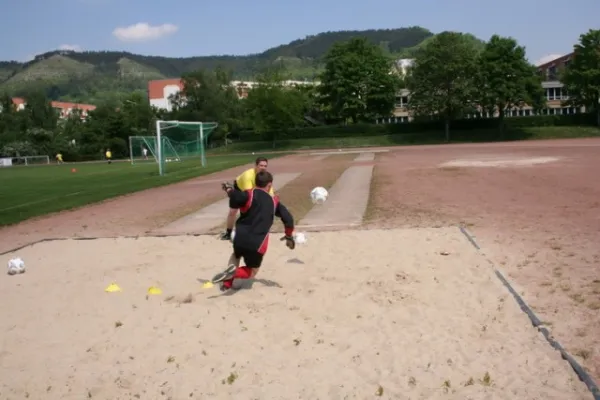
[221,181,241,240]
[221,250,263,291]
[212,247,242,283]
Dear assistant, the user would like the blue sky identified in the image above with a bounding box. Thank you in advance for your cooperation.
[1,0,597,65]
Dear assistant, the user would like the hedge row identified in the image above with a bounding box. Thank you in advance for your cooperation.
[233,113,597,142]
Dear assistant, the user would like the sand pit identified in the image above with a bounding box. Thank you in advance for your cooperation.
[0,228,591,399]
[440,156,560,168]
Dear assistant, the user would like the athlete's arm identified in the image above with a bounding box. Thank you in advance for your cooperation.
[222,182,249,208]
[275,201,294,237]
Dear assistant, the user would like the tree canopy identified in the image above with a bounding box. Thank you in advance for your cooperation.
[0,27,596,160]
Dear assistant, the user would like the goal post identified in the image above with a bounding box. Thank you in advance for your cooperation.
[129,136,159,164]
[12,155,50,166]
[155,120,218,176]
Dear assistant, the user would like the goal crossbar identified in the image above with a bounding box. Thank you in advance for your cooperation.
[155,120,218,176]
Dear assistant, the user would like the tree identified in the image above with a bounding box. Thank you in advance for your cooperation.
[561,29,600,126]
[169,67,244,144]
[406,32,479,141]
[318,37,399,123]
[477,35,545,136]
[244,66,307,146]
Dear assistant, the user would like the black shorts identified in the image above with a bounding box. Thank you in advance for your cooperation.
[233,245,263,268]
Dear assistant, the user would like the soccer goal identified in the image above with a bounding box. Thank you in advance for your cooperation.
[130,120,218,175]
[10,155,50,166]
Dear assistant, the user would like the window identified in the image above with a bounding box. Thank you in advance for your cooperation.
[548,65,558,80]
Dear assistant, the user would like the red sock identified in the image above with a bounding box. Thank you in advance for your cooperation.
[223,267,252,289]
[233,266,252,279]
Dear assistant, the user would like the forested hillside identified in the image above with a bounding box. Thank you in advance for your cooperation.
[0,26,482,104]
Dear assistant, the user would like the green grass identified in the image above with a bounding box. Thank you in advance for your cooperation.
[209,126,600,154]
[0,155,279,226]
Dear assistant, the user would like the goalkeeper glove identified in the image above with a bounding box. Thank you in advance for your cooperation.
[280,235,295,250]
[221,181,234,193]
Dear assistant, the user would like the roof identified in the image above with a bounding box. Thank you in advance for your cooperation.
[10,98,96,113]
[536,52,574,70]
[148,79,183,100]
[51,101,96,111]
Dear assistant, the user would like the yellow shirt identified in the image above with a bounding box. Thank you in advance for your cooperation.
[56,154,63,161]
[105,151,112,159]
[235,167,275,195]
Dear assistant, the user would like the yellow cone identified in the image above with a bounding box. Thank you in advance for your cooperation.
[147,286,162,295]
[202,281,214,289]
[105,283,121,292]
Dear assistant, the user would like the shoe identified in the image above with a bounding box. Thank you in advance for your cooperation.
[220,231,231,241]
[220,283,231,292]
[211,264,237,283]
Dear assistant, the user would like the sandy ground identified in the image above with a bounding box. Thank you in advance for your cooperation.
[367,139,600,384]
[0,229,592,400]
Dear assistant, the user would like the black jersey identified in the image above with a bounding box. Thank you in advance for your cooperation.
[228,188,294,254]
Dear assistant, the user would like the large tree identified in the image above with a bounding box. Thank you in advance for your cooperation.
[406,31,479,141]
[169,67,244,143]
[561,29,600,126]
[477,35,545,136]
[318,37,399,123]
[244,66,307,146]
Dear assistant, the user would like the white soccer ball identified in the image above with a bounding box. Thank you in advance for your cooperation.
[7,257,25,275]
[310,187,328,204]
[294,232,307,244]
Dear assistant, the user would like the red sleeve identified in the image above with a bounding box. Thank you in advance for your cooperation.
[239,189,254,213]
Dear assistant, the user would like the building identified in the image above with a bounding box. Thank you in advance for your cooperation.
[147,79,184,111]
[536,52,581,116]
[147,78,316,112]
[380,53,583,124]
[5,97,96,119]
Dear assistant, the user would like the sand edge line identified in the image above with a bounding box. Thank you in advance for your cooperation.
[457,224,600,400]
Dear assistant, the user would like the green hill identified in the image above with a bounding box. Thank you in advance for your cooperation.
[0,27,483,104]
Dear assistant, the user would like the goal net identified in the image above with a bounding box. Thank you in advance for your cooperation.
[130,121,218,175]
[10,155,50,166]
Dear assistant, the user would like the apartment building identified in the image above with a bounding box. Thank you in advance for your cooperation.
[381,53,583,124]
[5,97,96,119]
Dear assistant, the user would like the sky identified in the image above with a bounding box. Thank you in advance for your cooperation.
[1,0,597,65]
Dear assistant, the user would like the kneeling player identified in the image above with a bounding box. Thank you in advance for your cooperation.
[212,171,295,291]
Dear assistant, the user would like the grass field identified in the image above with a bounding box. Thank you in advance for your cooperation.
[208,126,600,153]
[0,155,279,226]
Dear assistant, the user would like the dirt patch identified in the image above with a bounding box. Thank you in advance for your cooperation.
[366,138,600,383]
[0,154,314,254]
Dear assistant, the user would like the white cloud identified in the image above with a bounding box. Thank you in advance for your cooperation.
[112,23,178,42]
[535,54,563,66]
[58,44,82,51]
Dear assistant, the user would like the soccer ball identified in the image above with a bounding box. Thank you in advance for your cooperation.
[310,187,328,204]
[7,257,25,275]
[294,232,307,244]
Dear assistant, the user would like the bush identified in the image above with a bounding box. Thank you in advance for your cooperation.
[234,112,596,142]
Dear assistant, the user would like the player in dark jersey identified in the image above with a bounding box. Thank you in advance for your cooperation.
[211,170,296,292]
